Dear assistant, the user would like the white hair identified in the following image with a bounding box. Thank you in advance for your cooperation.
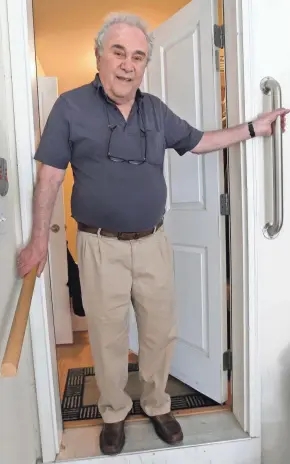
[95,12,154,61]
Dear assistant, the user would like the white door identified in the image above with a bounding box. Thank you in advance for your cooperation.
[130,0,228,403]
[38,76,73,344]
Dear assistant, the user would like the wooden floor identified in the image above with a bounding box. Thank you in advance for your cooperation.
[56,331,231,428]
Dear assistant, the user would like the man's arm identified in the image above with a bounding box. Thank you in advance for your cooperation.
[17,164,65,277]
[31,164,65,242]
[192,108,289,154]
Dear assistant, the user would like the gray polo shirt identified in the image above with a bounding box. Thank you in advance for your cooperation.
[35,75,203,232]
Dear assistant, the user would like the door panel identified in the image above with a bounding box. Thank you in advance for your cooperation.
[130,0,228,404]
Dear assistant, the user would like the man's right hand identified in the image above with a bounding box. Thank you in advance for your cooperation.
[17,239,48,278]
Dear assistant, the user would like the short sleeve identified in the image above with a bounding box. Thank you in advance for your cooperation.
[34,96,72,169]
[162,102,204,156]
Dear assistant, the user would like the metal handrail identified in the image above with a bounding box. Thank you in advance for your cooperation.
[260,76,284,239]
[1,268,37,377]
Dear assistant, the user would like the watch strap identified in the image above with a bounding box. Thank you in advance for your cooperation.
[248,121,256,138]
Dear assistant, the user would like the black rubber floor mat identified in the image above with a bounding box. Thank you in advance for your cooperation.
[61,364,218,422]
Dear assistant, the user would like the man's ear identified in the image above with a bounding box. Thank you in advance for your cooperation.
[95,48,100,67]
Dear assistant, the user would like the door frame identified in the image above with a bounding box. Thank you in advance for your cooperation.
[5,0,261,462]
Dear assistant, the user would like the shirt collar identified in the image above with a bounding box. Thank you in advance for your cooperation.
[92,73,144,103]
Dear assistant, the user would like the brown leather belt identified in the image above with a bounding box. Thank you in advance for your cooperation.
[78,219,163,240]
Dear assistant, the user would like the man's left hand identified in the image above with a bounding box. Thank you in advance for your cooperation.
[253,108,290,137]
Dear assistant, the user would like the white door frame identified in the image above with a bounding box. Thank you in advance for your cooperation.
[4,0,261,462]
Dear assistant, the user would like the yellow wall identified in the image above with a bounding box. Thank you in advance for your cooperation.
[36,56,45,76]
[33,0,190,260]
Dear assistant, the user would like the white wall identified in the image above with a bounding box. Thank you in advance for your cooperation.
[0,3,41,464]
[243,1,290,463]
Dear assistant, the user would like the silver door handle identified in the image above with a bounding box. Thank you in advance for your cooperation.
[260,77,283,239]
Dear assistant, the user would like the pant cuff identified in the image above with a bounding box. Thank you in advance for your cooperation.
[141,401,171,418]
[100,403,133,423]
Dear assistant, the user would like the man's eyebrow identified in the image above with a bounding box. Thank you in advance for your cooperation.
[111,44,146,57]
[111,44,126,52]
[134,50,146,57]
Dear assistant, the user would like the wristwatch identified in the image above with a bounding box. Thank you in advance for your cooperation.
[248,121,256,138]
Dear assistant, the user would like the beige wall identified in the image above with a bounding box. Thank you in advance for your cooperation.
[33,0,189,260]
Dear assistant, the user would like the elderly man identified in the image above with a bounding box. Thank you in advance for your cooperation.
[18,12,288,456]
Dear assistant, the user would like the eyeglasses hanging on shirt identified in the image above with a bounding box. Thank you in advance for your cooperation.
[104,99,165,167]
[104,101,147,165]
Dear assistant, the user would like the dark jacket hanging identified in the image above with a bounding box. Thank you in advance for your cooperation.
[66,245,85,317]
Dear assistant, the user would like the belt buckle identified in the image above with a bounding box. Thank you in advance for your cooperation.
[117,231,141,240]
[117,231,131,240]
[117,225,159,241]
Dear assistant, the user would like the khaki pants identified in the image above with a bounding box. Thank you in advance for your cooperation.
[77,227,177,423]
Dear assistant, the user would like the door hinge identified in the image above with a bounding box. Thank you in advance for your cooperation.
[214,24,225,49]
[223,350,232,371]
[215,49,220,71]
[220,193,230,216]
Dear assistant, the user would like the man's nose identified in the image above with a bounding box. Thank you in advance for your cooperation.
[121,57,134,72]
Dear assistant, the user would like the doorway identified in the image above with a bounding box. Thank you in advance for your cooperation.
[33,0,234,459]
[4,0,263,459]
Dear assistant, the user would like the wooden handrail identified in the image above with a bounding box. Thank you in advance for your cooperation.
[1,268,37,377]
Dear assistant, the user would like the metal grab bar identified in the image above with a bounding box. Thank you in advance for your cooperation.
[1,268,37,377]
[260,77,284,239]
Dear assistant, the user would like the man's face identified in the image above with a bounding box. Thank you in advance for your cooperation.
[96,23,149,103]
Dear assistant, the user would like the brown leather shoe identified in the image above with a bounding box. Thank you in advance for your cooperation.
[149,413,183,445]
[100,420,125,455]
